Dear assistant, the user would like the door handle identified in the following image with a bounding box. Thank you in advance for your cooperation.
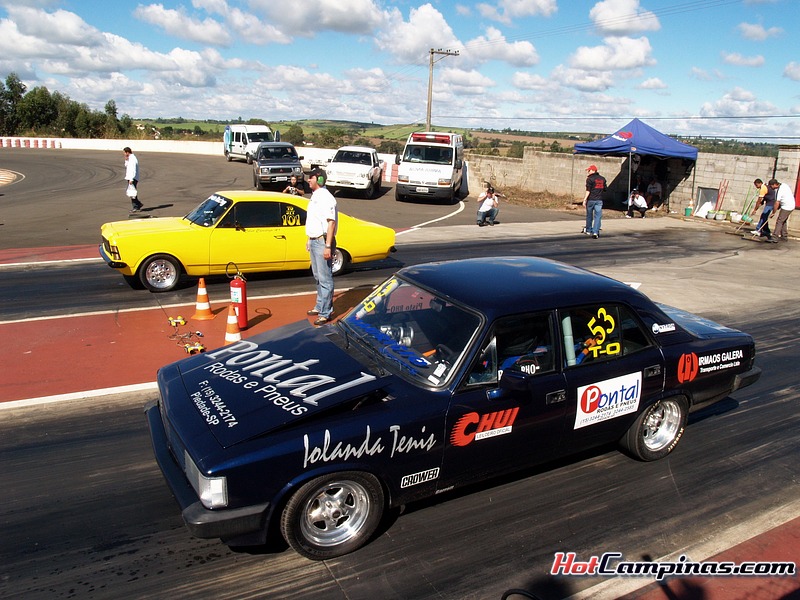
[274,235,286,239]
[546,390,566,404]
[644,365,662,377]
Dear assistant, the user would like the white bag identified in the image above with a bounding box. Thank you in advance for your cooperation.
[125,183,138,197]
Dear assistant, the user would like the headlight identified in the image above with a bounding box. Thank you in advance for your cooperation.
[438,178,452,186]
[185,451,228,509]
[293,167,301,175]
[398,175,409,183]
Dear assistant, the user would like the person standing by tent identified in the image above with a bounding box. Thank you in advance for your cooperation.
[769,178,795,242]
[646,177,663,211]
[582,165,606,239]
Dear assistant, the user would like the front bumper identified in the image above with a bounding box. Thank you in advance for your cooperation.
[396,182,454,200]
[145,401,270,541]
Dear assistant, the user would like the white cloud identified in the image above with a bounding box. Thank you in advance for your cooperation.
[249,0,387,35]
[512,72,549,90]
[476,0,557,24]
[134,4,231,46]
[637,77,666,90]
[589,0,660,36]
[463,26,539,67]
[570,36,655,71]
[721,52,765,67]
[552,65,614,92]
[784,62,800,81]
[4,6,105,46]
[737,22,782,41]
[699,86,777,117]
[438,67,495,96]
[375,4,461,64]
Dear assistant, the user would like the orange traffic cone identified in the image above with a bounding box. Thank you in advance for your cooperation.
[224,304,242,345]
[191,278,215,320]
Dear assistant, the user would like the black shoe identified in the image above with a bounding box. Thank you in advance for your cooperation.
[592,233,599,239]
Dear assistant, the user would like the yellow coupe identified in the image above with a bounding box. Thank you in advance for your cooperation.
[100,190,396,292]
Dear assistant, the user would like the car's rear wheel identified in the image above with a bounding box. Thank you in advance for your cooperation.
[331,248,350,276]
[138,254,181,292]
[225,151,232,162]
[280,472,384,560]
[620,397,687,461]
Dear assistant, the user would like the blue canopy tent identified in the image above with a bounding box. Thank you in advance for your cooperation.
[574,118,698,209]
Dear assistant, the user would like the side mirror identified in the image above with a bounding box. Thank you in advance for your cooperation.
[455,158,463,169]
[395,154,401,165]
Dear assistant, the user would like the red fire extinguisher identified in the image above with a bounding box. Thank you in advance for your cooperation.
[226,262,248,330]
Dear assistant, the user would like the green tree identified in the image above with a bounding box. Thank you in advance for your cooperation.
[1,72,27,135]
[17,86,58,133]
[283,123,304,145]
[104,99,120,138]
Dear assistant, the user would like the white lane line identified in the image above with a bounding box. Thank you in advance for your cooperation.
[396,201,466,235]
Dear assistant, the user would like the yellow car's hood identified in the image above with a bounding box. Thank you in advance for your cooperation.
[101,217,197,239]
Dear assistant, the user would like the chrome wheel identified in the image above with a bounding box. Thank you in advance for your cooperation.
[331,248,349,275]
[139,254,180,292]
[300,480,371,548]
[641,399,683,452]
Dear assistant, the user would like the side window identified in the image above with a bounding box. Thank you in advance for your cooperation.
[561,305,624,367]
[467,313,555,385]
[619,306,655,355]
[217,202,282,228]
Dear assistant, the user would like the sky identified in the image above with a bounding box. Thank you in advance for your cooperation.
[1,0,798,141]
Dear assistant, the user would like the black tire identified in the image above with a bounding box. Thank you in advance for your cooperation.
[280,471,384,560]
[246,153,253,165]
[364,180,377,199]
[620,397,687,461]
[225,151,232,162]
[395,189,406,202]
[331,248,350,276]
[138,254,182,292]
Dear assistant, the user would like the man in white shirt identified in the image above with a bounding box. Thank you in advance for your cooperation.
[476,186,500,226]
[123,147,143,212]
[305,168,338,324]
[768,178,795,242]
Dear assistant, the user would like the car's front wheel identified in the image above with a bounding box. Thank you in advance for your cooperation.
[620,396,687,461]
[331,248,350,276]
[138,254,182,292]
[280,472,384,560]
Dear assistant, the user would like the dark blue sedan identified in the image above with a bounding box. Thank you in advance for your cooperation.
[146,257,760,560]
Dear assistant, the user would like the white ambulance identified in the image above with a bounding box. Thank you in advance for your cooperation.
[223,124,277,164]
[395,132,468,203]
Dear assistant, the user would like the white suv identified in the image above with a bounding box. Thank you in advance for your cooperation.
[325,146,384,198]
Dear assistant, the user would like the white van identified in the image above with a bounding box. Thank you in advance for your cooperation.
[223,124,277,164]
[395,132,468,203]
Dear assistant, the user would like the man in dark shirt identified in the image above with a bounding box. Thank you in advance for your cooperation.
[582,165,607,239]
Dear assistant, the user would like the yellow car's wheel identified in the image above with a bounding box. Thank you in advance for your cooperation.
[139,254,181,292]
[331,248,350,276]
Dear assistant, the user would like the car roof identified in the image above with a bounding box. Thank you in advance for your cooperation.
[257,142,295,148]
[398,257,647,315]
[335,145,376,153]
[214,190,309,207]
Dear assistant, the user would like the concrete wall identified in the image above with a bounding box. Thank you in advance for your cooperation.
[466,146,798,215]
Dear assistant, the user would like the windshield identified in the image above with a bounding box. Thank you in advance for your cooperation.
[341,277,481,387]
[333,150,372,165]
[402,145,453,165]
[185,193,232,227]
[258,145,298,161]
[248,131,274,143]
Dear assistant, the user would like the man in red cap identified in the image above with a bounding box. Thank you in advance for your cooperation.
[582,165,606,238]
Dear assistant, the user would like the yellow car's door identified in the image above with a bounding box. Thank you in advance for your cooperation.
[208,200,290,273]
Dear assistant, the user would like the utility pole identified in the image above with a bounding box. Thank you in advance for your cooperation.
[426,48,459,131]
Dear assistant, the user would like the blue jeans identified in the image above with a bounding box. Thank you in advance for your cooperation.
[308,238,334,318]
[585,200,603,235]
[755,206,772,237]
[477,207,498,225]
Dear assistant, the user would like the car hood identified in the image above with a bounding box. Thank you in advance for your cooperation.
[162,321,386,448]
[102,216,195,238]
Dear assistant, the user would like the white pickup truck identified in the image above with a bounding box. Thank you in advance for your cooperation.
[324,146,384,198]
